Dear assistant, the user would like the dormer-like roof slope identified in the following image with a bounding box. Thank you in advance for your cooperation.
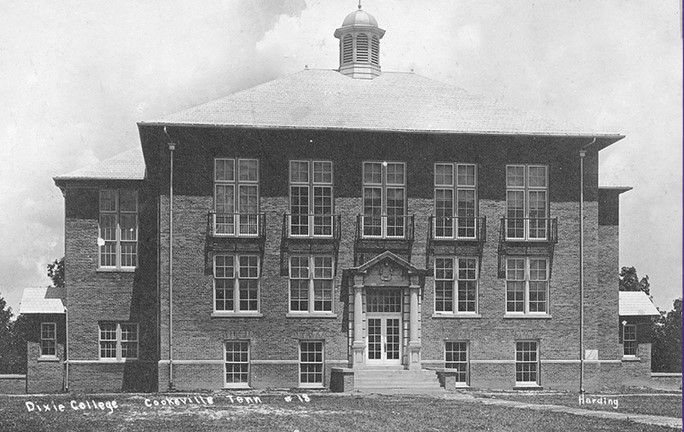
[20,287,66,314]
[54,147,146,184]
[619,291,660,316]
[141,69,623,140]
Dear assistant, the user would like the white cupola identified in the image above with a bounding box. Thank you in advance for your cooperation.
[333,4,385,79]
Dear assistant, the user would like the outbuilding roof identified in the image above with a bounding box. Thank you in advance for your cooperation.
[19,287,66,315]
[54,147,145,183]
[142,69,623,140]
[619,291,660,316]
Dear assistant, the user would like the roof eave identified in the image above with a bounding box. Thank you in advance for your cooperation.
[138,121,625,141]
[20,309,66,315]
[53,176,145,193]
[599,186,633,194]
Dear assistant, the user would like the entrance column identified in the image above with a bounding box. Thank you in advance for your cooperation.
[352,275,365,367]
[407,276,421,370]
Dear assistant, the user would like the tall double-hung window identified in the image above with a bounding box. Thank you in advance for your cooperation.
[622,323,638,357]
[434,163,477,239]
[40,322,56,357]
[506,165,548,240]
[99,190,138,269]
[506,257,549,314]
[214,158,259,236]
[434,257,478,314]
[362,162,406,238]
[289,161,333,237]
[214,255,260,314]
[289,256,333,314]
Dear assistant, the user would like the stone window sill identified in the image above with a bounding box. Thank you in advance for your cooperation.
[38,356,60,362]
[286,313,338,319]
[97,358,138,363]
[514,385,544,390]
[96,267,136,273]
[211,312,263,318]
[299,384,325,389]
[503,314,552,319]
[621,356,641,362]
[431,313,482,319]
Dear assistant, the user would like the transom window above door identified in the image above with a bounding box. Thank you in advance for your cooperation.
[366,288,402,313]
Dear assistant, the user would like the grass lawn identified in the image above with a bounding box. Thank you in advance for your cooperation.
[0,392,680,432]
[477,390,683,419]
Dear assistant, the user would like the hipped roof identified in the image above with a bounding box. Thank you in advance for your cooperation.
[141,69,623,139]
[619,291,660,316]
[19,287,66,315]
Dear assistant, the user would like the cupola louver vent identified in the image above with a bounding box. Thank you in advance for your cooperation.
[356,34,369,62]
[371,35,379,65]
[342,34,353,63]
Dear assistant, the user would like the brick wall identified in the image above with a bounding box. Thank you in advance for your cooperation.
[22,314,66,393]
[597,225,621,359]
[421,201,597,369]
[155,183,618,390]
[26,342,64,393]
[59,126,634,391]
[63,182,158,392]
[157,193,348,390]
[0,375,26,394]
[616,316,654,386]
[68,362,158,393]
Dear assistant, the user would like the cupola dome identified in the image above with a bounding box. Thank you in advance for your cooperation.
[342,9,379,27]
[334,5,385,79]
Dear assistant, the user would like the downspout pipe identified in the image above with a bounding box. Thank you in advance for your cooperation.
[63,193,69,393]
[579,137,596,394]
[64,306,68,392]
[165,127,176,391]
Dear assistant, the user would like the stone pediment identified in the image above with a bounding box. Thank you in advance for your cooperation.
[350,251,425,287]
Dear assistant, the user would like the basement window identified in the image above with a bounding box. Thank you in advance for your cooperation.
[299,341,324,388]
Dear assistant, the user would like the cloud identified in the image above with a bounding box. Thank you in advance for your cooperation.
[0,0,680,312]
[0,0,308,312]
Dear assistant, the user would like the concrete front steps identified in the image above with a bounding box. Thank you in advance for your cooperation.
[354,368,445,394]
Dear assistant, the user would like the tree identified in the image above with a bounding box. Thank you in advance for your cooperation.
[47,257,65,289]
[618,266,650,296]
[0,296,11,334]
[0,295,19,373]
[0,294,31,374]
[651,298,682,372]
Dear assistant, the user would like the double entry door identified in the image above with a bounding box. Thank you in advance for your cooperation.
[366,288,403,366]
[366,314,401,365]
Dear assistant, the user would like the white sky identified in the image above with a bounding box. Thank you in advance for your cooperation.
[0,0,681,312]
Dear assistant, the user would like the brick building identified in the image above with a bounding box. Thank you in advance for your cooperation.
[23,6,660,393]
